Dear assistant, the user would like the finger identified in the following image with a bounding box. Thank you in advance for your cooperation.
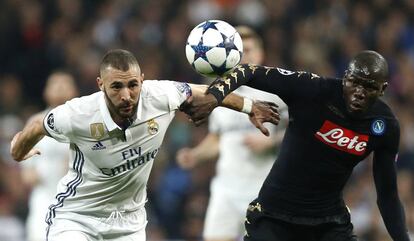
[258,124,270,136]
[272,112,281,121]
[269,105,280,114]
[194,118,207,126]
[267,115,280,125]
[179,97,194,112]
[23,150,41,160]
[186,96,194,104]
[259,101,278,108]
[266,101,279,108]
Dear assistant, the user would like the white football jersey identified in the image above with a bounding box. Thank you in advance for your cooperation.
[23,133,68,241]
[43,80,191,226]
[209,86,287,194]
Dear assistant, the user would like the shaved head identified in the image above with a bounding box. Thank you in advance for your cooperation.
[345,50,388,83]
[100,49,141,77]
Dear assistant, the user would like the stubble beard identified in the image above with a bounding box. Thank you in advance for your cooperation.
[103,89,138,121]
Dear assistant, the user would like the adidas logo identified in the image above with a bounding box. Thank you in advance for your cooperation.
[92,141,106,150]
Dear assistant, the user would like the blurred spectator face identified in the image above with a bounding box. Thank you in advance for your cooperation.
[0,75,22,113]
[237,26,264,65]
[241,37,264,65]
[43,72,78,108]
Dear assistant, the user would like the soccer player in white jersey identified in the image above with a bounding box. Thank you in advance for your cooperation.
[22,71,78,241]
[10,49,279,241]
[176,26,287,241]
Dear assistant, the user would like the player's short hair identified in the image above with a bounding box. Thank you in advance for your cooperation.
[100,49,140,75]
[346,50,388,83]
[236,26,263,50]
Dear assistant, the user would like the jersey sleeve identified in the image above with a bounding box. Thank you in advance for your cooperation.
[166,81,192,111]
[43,104,73,143]
[207,64,330,106]
[373,120,410,241]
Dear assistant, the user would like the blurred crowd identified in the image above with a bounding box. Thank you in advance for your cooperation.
[0,0,414,240]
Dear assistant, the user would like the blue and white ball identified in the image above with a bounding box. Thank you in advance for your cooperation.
[186,20,243,77]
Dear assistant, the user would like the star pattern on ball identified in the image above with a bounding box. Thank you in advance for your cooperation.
[197,20,219,34]
[218,33,238,55]
[211,63,229,76]
[191,42,212,62]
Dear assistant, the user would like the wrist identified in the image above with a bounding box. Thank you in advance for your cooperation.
[206,88,223,105]
[242,98,253,114]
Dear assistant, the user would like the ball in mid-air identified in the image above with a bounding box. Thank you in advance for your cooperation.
[185,20,243,77]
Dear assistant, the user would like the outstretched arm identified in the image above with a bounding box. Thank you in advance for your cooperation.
[186,64,325,124]
[182,84,280,136]
[10,113,47,162]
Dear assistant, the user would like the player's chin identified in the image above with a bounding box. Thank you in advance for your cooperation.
[118,106,137,118]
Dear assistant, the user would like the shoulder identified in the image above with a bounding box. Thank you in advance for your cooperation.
[367,99,399,138]
[139,80,177,114]
[369,99,397,121]
[63,92,102,116]
[322,77,342,94]
[141,80,172,101]
[48,92,102,131]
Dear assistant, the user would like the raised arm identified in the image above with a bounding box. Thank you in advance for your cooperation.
[10,113,47,162]
[373,122,410,241]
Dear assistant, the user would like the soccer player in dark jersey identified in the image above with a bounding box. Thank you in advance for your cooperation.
[182,50,410,241]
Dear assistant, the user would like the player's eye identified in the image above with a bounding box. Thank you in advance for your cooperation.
[111,84,123,90]
[128,82,139,88]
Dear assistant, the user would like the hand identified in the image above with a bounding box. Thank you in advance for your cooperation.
[176,148,197,169]
[10,131,41,161]
[179,93,218,126]
[243,133,274,154]
[249,101,280,136]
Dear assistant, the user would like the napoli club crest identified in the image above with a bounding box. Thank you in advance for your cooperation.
[371,119,386,136]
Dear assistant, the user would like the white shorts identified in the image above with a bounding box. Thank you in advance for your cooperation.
[203,187,256,240]
[26,211,48,241]
[47,207,147,241]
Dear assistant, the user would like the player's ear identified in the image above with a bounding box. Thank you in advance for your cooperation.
[97,77,104,91]
[140,73,144,83]
[379,82,388,96]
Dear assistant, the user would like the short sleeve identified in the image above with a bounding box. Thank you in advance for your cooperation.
[166,81,192,110]
[43,104,73,143]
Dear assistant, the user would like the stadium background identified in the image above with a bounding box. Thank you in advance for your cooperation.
[0,0,414,240]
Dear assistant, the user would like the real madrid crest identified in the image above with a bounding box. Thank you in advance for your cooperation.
[147,119,159,135]
[371,119,386,136]
[90,123,105,140]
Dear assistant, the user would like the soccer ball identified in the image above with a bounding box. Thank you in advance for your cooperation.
[185,20,243,77]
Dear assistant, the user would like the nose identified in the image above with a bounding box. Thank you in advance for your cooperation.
[120,88,131,102]
[354,85,366,100]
